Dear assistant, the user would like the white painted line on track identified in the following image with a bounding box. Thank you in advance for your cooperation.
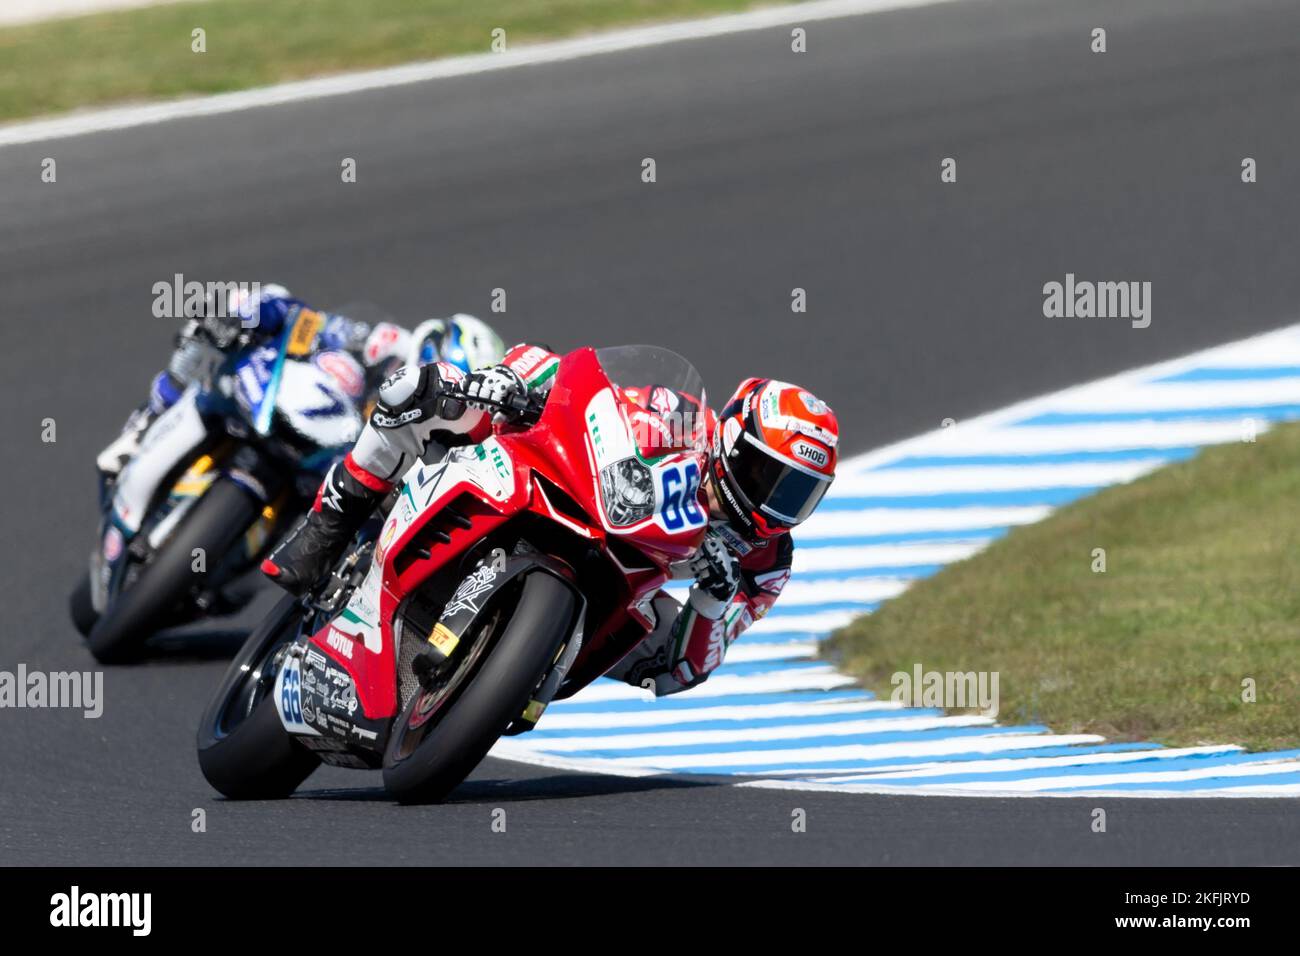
[861,420,1265,460]
[806,745,1243,782]
[736,777,1300,799]
[0,0,970,147]
[567,666,860,702]
[921,759,1300,792]
[838,323,1300,473]
[1214,782,1300,795]
[538,698,903,732]
[1037,378,1300,413]
[593,733,1107,770]
[742,610,862,634]
[772,577,911,605]
[529,714,996,753]
[489,743,665,778]
[790,541,986,572]
[798,505,1052,538]
[830,459,1166,495]
[721,641,819,662]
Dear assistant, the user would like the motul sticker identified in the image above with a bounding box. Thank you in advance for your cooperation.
[326,630,355,659]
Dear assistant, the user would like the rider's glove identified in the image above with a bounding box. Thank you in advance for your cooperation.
[687,531,741,619]
[464,364,527,413]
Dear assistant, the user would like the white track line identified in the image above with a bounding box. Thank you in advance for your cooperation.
[593,733,1107,770]
[736,777,1300,799]
[539,698,902,731]
[721,641,818,662]
[773,577,910,605]
[567,666,859,702]
[1215,782,1300,795]
[1039,378,1300,413]
[838,323,1300,473]
[791,541,986,572]
[831,459,1166,495]
[0,0,200,27]
[528,714,996,753]
[884,759,1300,792]
[490,743,1300,797]
[0,0,968,147]
[866,420,1267,460]
[743,609,861,634]
[798,505,1052,538]
[807,745,1242,781]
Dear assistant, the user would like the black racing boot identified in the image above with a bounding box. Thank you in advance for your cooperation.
[262,461,385,596]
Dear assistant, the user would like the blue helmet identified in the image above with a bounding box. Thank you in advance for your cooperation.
[199,282,295,347]
[222,282,294,331]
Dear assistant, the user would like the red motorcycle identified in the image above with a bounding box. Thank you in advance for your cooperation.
[197,345,710,802]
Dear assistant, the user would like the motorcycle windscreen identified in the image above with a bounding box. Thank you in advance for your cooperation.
[594,345,708,455]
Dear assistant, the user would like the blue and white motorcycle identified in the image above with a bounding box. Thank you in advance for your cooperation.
[71,306,369,663]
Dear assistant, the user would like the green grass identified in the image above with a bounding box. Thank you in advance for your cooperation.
[823,421,1300,751]
[0,0,783,123]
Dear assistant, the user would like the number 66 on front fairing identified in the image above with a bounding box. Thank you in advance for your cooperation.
[197,345,711,803]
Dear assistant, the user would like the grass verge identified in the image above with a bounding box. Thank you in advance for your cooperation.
[823,421,1300,751]
[0,0,785,124]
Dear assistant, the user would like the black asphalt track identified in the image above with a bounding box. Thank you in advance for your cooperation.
[1,0,1298,864]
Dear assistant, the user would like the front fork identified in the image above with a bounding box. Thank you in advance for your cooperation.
[410,548,587,735]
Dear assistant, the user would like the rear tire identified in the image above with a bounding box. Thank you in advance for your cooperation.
[197,594,321,799]
[68,572,98,637]
[87,479,261,664]
[382,571,576,803]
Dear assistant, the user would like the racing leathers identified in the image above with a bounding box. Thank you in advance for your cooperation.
[260,357,496,595]
[262,343,794,698]
[605,522,793,696]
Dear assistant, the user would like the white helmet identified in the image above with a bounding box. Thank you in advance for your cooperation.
[408,313,505,373]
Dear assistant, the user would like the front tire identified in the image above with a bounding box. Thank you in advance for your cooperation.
[87,479,261,663]
[196,594,321,799]
[68,571,98,637]
[382,571,576,803]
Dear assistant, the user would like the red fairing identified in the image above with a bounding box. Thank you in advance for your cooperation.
[305,346,709,720]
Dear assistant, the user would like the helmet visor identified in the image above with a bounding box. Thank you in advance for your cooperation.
[725,431,831,527]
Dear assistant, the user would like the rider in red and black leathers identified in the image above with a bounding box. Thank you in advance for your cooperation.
[263,344,839,697]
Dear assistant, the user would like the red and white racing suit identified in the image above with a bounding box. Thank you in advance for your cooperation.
[344,344,794,697]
